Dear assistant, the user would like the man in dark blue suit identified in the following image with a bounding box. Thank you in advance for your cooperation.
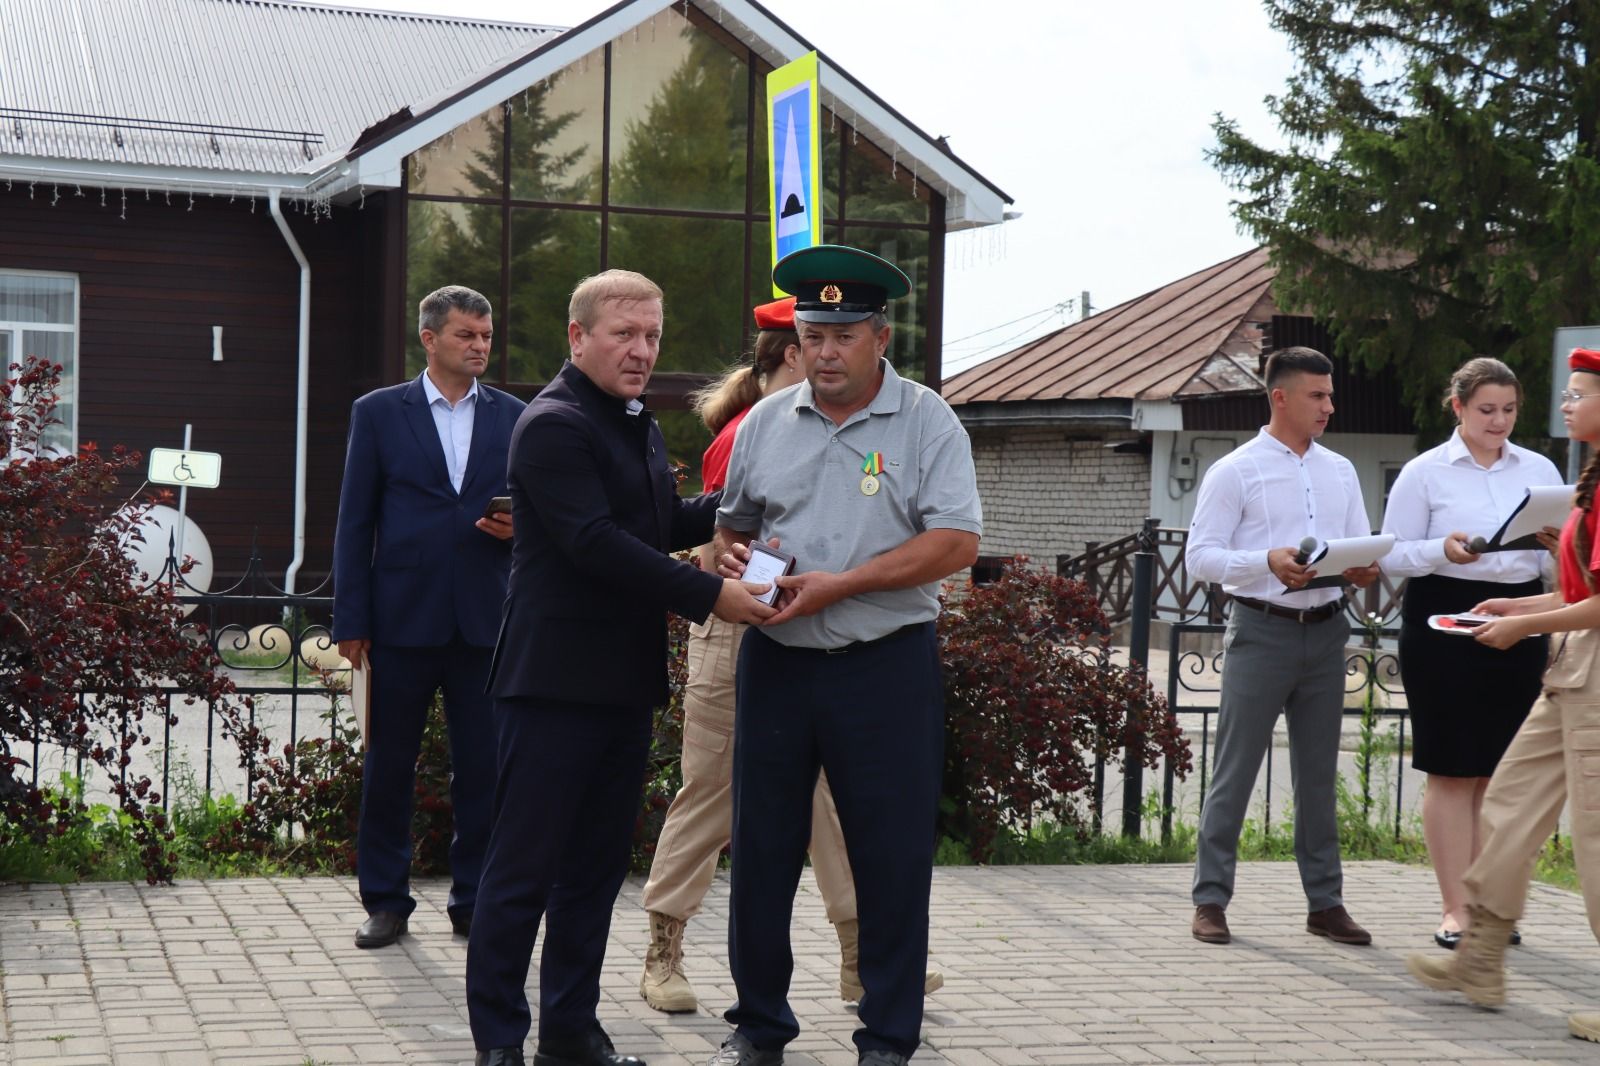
[333,285,525,950]
[465,270,776,1066]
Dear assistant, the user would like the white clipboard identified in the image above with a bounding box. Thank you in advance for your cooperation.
[1285,533,1396,591]
[1473,485,1573,552]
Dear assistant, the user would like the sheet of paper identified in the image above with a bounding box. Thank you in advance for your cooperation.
[351,661,371,747]
[1293,533,1396,591]
[742,549,790,606]
[1489,484,1572,548]
[1311,533,1395,573]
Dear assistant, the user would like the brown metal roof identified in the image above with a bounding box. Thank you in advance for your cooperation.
[945,246,1277,405]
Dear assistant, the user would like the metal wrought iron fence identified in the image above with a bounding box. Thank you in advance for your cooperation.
[26,526,1422,846]
[22,539,348,810]
[1058,519,1407,625]
[1153,612,1410,844]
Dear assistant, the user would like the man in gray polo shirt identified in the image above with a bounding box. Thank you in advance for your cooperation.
[704,245,982,1066]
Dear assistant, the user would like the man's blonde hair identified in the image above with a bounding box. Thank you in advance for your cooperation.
[568,270,664,331]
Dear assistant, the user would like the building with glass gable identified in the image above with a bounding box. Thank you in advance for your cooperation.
[0,0,1008,577]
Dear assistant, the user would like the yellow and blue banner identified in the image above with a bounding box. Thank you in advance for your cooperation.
[767,52,823,294]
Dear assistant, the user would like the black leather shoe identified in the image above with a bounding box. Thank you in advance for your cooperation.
[1437,925,1521,948]
[477,1051,525,1066]
[859,1053,909,1066]
[451,911,473,938]
[533,1027,644,1066]
[353,911,408,949]
[706,1032,782,1066]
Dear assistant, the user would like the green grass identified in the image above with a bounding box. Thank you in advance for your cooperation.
[215,645,339,688]
[4,769,1584,897]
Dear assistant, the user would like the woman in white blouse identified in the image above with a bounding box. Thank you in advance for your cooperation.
[1381,357,1561,949]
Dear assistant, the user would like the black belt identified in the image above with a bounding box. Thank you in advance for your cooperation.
[1232,596,1346,624]
[775,622,924,656]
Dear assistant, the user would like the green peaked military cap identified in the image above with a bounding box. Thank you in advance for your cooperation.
[773,244,912,323]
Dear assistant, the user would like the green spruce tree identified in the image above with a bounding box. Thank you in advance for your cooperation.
[1211,1,1600,438]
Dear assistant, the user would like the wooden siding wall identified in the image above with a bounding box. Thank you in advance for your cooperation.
[1178,316,1414,434]
[0,184,390,583]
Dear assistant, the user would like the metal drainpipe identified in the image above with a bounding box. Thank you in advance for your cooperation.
[268,189,311,594]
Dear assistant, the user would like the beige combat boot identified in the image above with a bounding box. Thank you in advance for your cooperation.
[640,911,697,1013]
[1405,903,1515,1007]
[834,918,945,1001]
[1570,1011,1600,1043]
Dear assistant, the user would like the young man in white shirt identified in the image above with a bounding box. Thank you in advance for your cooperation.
[1183,346,1380,946]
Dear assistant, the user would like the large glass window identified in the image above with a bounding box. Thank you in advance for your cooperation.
[609,7,748,213]
[845,227,930,381]
[510,50,605,204]
[846,135,933,225]
[402,2,943,399]
[1,272,78,455]
[609,214,746,373]
[409,108,502,200]
[404,202,502,378]
[508,208,601,383]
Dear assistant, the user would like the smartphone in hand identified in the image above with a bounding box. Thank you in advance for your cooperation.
[483,495,512,519]
[743,541,796,607]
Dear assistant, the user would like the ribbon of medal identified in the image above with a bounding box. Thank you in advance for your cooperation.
[860,452,883,496]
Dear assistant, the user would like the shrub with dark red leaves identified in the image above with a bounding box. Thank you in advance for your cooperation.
[0,358,255,883]
[938,558,1192,861]
[212,684,456,875]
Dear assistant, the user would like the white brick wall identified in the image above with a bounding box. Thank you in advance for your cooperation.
[970,427,1152,568]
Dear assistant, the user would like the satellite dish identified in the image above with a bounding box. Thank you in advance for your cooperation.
[119,504,213,613]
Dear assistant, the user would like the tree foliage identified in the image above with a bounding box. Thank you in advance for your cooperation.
[1211,1,1600,436]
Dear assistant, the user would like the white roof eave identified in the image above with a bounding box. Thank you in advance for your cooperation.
[0,153,339,199]
[319,0,1009,227]
[320,0,677,202]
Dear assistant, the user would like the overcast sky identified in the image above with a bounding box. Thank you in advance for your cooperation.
[340,0,1297,374]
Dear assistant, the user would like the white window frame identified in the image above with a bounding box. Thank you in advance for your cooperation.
[2,268,80,457]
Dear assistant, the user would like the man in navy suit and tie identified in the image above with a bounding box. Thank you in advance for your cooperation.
[465,270,776,1066]
[333,285,526,950]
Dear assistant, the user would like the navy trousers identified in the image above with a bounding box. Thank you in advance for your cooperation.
[465,697,652,1051]
[358,636,496,921]
[726,622,944,1058]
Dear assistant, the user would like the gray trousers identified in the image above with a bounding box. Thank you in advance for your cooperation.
[1192,603,1349,912]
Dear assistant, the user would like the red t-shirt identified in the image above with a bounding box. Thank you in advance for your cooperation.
[1558,505,1600,603]
[700,406,751,494]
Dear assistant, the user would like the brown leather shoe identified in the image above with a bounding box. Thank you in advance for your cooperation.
[1307,905,1371,945]
[1192,904,1230,944]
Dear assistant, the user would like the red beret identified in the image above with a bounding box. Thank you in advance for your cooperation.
[752,296,796,332]
[1572,347,1600,375]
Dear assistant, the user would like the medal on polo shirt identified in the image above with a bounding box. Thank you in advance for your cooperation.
[860,451,883,496]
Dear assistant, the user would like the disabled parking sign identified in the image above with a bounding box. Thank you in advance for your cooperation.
[767,52,823,293]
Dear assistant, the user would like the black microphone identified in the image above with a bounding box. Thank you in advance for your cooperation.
[1294,536,1318,565]
[1467,536,1490,554]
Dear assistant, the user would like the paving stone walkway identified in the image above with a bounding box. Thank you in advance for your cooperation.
[3,861,1599,1066]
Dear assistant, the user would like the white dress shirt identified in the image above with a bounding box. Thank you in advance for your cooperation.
[421,370,478,493]
[1380,429,1561,583]
[1185,428,1371,607]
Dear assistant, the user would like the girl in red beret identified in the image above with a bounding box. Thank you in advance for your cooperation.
[1409,346,1600,1043]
